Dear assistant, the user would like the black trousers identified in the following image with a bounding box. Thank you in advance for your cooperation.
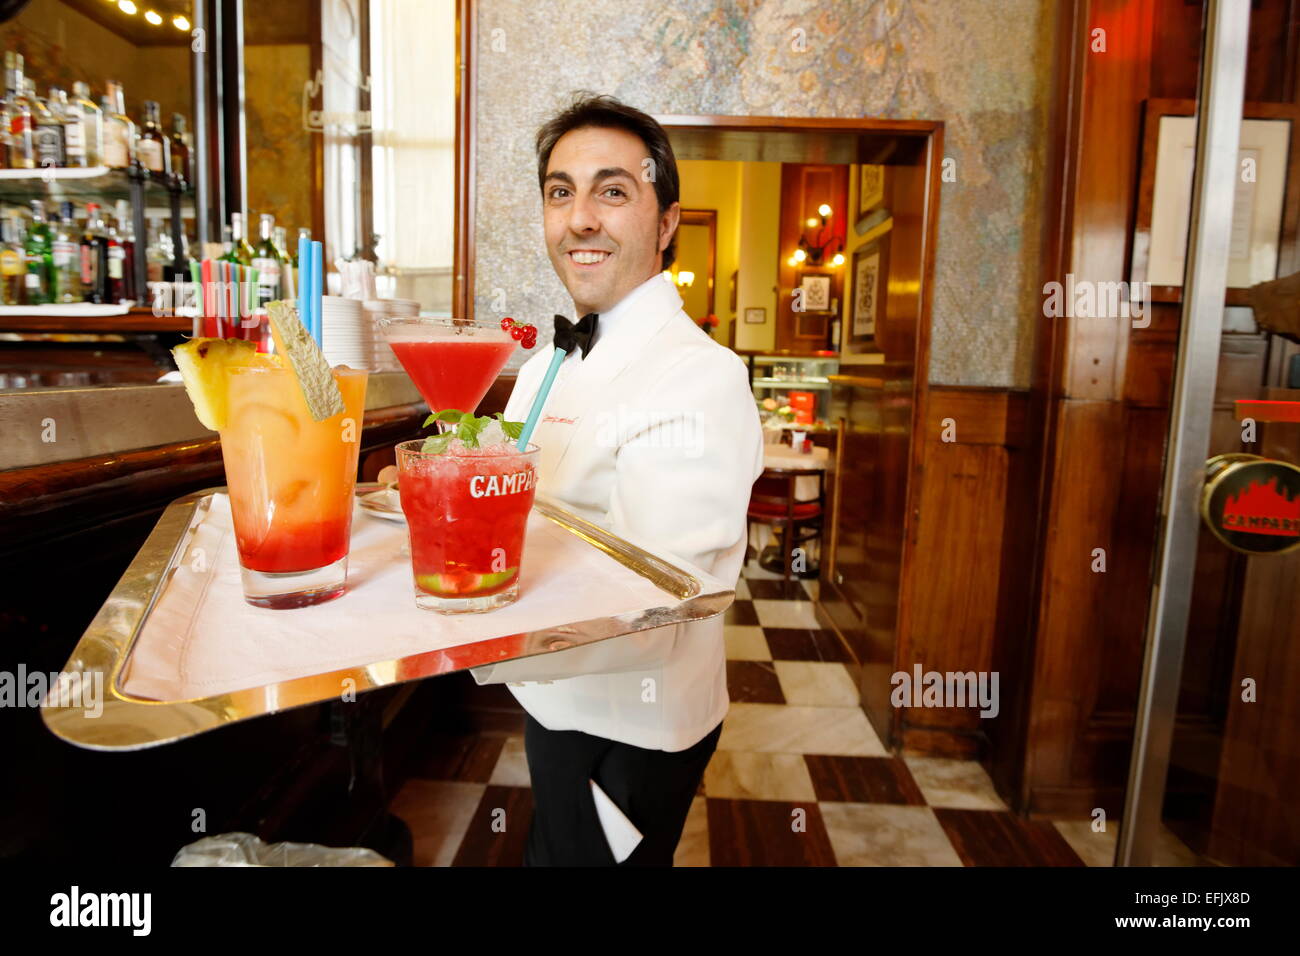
[522,711,723,866]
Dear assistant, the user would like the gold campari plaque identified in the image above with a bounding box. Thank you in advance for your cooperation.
[1201,453,1300,555]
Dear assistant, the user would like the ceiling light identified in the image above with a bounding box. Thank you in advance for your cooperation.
[118,0,137,13]
[818,204,832,217]
[144,10,162,24]
[173,14,191,30]
[792,248,807,263]
[831,252,845,267]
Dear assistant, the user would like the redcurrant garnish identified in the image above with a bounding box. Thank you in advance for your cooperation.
[510,325,524,340]
[500,317,514,331]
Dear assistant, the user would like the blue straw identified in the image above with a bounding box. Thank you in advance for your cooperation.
[517,346,568,450]
[310,241,323,346]
[297,235,312,339]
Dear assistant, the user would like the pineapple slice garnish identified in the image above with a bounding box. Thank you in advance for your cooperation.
[172,337,278,430]
[266,300,345,422]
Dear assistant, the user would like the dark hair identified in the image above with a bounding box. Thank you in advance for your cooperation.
[535,92,681,270]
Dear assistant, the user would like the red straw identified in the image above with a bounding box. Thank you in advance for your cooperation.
[200,258,215,337]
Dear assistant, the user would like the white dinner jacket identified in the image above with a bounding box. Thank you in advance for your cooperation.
[469,272,764,752]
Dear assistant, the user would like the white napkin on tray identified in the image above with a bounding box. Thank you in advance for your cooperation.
[120,493,724,701]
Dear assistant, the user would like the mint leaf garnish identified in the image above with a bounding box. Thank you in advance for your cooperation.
[420,409,526,455]
[458,414,487,448]
[494,412,524,441]
[423,409,467,429]
[421,432,454,454]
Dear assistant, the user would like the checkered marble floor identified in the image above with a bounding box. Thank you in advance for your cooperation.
[389,559,1208,866]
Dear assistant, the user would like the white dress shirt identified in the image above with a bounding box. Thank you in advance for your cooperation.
[469,272,764,752]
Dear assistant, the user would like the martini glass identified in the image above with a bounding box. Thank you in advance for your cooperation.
[379,316,519,415]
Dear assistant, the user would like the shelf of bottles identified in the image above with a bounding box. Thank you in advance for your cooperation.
[0,52,194,313]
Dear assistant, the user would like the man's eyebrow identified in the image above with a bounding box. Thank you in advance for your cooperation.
[543,170,575,186]
[592,167,636,183]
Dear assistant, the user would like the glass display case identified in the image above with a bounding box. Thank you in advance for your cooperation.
[747,353,839,438]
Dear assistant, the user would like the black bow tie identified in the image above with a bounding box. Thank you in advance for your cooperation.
[553,312,598,359]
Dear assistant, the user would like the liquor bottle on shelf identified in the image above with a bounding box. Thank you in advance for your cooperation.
[114,199,136,303]
[0,94,9,171]
[168,113,191,187]
[80,202,109,303]
[292,227,311,267]
[222,211,254,266]
[252,213,282,307]
[5,52,33,169]
[49,88,86,168]
[52,201,82,303]
[70,82,103,168]
[50,202,82,302]
[23,199,53,305]
[145,216,169,283]
[101,82,135,171]
[32,82,65,169]
[0,218,24,304]
[272,225,290,262]
[136,100,168,177]
[105,203,127,303]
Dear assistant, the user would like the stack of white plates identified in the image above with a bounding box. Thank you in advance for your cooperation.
[364,298,421,371]
[321,296,371,368]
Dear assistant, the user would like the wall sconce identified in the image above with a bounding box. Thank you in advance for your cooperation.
[675,270,695,288]
[790,203,842,267]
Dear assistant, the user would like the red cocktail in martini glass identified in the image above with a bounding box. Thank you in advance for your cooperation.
[380,316,539,613]
[379,317,520,414]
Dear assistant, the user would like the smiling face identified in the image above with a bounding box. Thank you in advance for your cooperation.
[542,125,680,316]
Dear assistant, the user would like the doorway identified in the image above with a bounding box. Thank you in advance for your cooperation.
[659,115,944,749]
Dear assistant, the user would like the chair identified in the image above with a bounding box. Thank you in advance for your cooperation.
[746,466,825,581]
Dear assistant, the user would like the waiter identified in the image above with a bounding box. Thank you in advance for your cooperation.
[469,92,763,866]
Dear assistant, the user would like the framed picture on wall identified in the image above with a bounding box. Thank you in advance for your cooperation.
[1131,98,1295,304]
[797,273,832,312]
[856,164,886,230]
[851,232,889,343]
[744,307,766,324]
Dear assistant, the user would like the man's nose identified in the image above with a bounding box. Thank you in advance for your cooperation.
[567,192,600,234]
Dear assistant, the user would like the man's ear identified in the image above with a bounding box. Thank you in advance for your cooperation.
[658,201,681,253]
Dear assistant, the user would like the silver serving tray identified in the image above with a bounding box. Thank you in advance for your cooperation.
[41,484,734,751]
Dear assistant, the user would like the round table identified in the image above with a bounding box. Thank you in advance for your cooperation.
[762,444,830,501]
[753,444,831,578]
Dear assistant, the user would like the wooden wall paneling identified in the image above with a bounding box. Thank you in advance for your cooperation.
[775,164,848,352]
[1023,398,1130,816]
[1063,0,1155,402]
[829,128,939,749]
[453,0,476,321]
[897,387,1029,759]
[990,0,1086,809]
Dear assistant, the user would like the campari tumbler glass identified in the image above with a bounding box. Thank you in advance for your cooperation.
[394,439,540,613]
[219,366,369,608]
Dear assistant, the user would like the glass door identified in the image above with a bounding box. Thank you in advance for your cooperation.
[1120,0,1300,867]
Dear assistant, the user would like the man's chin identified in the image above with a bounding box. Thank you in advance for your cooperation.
[559,271,613,310]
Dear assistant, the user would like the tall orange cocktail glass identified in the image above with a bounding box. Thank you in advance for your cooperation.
[219,365,369,608]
